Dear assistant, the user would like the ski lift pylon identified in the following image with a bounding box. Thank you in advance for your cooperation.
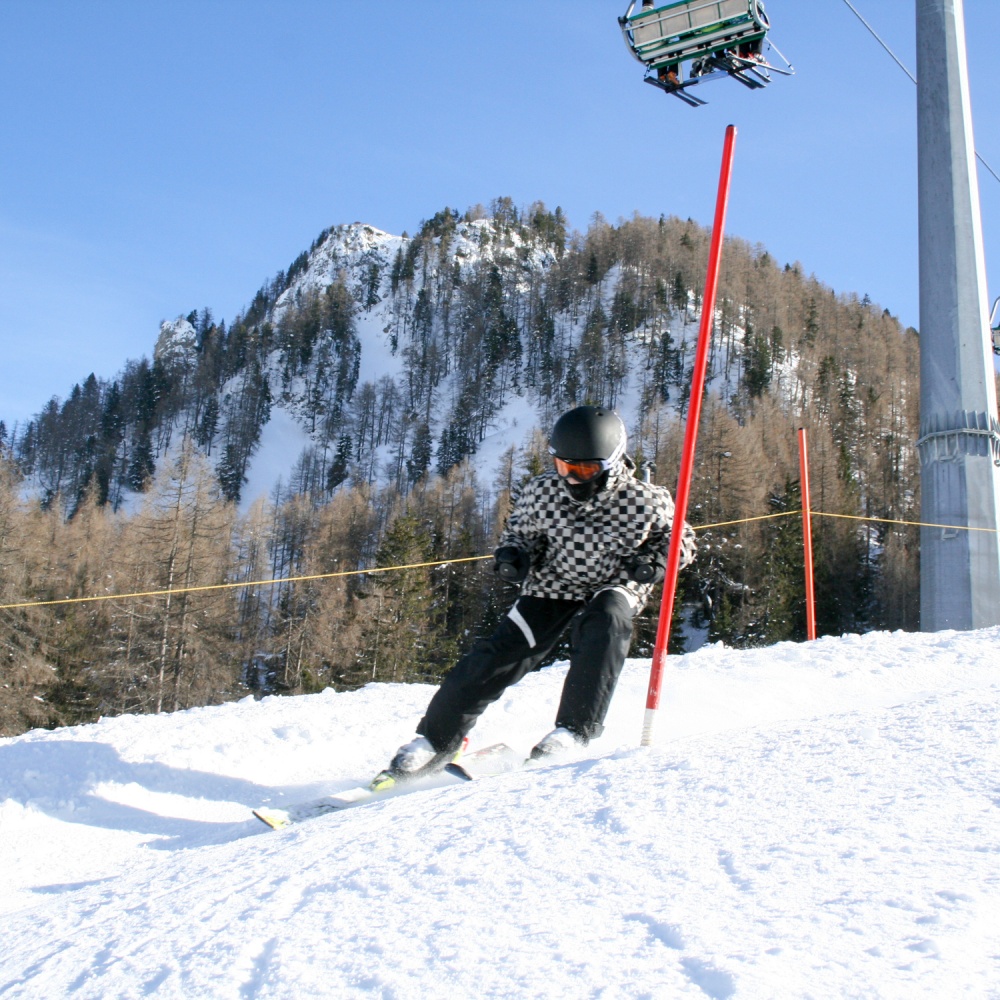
[619,0,793,106]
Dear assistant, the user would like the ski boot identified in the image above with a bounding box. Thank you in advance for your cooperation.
[370,736,467,792]
[529,727,586,761]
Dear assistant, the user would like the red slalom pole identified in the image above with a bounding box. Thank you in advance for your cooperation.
[798,427,818,641]
[642,124,738,747]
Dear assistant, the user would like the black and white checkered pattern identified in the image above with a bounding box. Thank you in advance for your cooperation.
[498,462,697,608]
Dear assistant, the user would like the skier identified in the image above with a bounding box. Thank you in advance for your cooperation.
[386,405,697,777]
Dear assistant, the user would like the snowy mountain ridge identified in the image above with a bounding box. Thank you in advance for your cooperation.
[270,218,559,323]
[236,215,569,504]
[238,215,694,506]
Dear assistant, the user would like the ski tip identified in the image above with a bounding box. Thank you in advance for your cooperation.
[252,807,291,831]
[444,761,475,782]
[369,771,399,793]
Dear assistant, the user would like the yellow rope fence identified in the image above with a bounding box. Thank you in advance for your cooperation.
[1,510,996,613]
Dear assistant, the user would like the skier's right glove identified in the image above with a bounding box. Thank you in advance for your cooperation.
[493,546,530,584]
[627,544,667,585]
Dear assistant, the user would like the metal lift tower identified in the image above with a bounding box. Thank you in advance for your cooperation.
[916,0,1000,630]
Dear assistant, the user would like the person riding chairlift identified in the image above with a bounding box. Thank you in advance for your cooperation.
[658,63,681,87]
[637,5,680,88]
[638,1,761,84]
[737,40,764,62]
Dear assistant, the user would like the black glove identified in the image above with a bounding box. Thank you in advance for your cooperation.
[628,545,666,584]
[493,546,529,584]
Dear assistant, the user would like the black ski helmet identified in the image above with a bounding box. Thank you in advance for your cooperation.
[548,406,627,464]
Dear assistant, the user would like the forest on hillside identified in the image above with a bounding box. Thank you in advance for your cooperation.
[0,202,930,736]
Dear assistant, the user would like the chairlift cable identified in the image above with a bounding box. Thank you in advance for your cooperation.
[976,153,1000,188]
[839,0,1000,187]
[839,0,916,83]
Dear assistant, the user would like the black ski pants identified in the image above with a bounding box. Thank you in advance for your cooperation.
[416,589,636,752]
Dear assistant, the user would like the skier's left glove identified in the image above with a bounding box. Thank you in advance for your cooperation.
[627,544,666,584]
[493,546,529,584]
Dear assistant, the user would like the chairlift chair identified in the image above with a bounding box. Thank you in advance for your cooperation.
[991,296,1000,355]
[620,0,793,106]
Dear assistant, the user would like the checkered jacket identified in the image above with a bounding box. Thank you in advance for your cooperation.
[497,461,697,608]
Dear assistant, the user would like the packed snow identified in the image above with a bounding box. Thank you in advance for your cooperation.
[2,627,999,998]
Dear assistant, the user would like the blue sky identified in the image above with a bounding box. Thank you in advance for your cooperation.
[1,1,998,429]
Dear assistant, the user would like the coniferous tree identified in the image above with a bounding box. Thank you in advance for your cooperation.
[0,457,58,734]
[358,509,438,683]
[406,423,433,486]
[121,444,239,714]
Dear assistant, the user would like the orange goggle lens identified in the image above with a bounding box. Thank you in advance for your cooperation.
[553,457,604,482]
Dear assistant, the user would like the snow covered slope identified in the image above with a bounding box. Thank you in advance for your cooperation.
[2,628,999,998]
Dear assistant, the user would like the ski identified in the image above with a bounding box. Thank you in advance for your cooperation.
[252,786,382,829]
[443,741,529,782]
[443,756,556,784]
[252,742,519,830]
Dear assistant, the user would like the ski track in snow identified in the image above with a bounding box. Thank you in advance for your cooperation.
[1,628,999,998]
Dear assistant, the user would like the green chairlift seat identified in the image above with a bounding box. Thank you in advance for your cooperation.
[619,0,792,106]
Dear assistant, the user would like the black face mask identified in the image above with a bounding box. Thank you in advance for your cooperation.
[562,470,610,503]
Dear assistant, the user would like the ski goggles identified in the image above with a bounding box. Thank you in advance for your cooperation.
[551,456,610,482]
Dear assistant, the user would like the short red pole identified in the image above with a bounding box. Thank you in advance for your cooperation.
[642,125,738,747]
[798,427,818,641]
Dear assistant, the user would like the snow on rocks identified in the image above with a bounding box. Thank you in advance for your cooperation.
[153,316,198,372]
